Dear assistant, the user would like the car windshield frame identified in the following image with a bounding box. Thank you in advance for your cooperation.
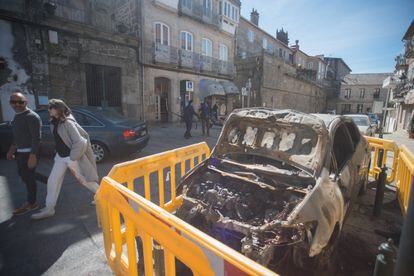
[347,116,369,126]
[213,109,329,175]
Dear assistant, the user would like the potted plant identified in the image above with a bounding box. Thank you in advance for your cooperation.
[409,117,414,138]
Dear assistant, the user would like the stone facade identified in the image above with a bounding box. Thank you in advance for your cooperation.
[333,73,392,115]
[140,0,241,122]
[234,14,327,113]
[0,0,142,121]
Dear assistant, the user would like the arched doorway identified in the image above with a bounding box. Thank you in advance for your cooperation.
[154,77,171,122]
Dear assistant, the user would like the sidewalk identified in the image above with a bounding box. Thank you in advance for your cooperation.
[383,130,414,151]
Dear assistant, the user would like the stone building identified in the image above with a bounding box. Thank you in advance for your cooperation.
[324,57,352,111]
[234,10,327,113]
[334,73,392,115]
[391,20,414,131]
[0,0,143,122]
[139,0,241,122]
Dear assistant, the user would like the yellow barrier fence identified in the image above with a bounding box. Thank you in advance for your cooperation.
[95,142,277,276]
[396,145,414,216]
[365,136,399,184]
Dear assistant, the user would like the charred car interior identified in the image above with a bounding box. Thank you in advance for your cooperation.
[175,109,371,271]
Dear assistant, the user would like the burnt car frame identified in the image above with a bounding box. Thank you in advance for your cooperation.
[175,109,371,270]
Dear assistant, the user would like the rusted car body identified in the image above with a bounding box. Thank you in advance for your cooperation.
[176,108,371,269]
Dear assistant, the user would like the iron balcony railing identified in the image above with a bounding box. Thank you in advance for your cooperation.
[144,43,235,76]
[178,0,220,27]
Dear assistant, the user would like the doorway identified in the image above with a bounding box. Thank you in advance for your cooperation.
[155,77,171,122]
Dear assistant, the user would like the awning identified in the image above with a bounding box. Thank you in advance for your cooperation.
[200,79,225,98]
[219,81,240,95]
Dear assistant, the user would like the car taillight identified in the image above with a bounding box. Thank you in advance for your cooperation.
[123,129,136,139]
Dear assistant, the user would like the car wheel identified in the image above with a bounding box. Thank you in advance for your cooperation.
[91,141,108,163]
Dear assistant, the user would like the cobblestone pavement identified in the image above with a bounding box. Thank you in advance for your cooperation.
[0,123,403,276]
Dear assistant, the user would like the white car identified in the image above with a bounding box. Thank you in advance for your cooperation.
[345,114,375,136]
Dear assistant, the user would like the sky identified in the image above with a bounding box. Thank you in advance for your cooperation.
[240,0,414,73]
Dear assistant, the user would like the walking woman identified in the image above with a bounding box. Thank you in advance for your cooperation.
[31,99,99,219]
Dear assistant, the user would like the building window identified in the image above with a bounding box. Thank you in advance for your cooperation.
[219,44,228,61]
[279,48,283,58]
[360,88,365,98]
[342,104,351,114]
[182,0,192,9]
[203,0,212,17]
[247,30,254,42]
[357,104,363,113]
[202,38,212,57]
[262,38,267,49]
[344,88,351,99]
[307,62,313,69]
[218,1,222,14]
[155,22,169,45]
[180,31,193,51]
[373,88,380,99]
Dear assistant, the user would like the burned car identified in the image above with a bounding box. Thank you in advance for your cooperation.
[176,109,371,270]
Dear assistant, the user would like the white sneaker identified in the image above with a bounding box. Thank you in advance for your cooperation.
[31,208,55,220]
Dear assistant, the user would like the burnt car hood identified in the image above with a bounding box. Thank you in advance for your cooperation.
[212,108,329,176]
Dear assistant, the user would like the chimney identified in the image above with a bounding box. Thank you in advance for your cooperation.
[250,9,259,26]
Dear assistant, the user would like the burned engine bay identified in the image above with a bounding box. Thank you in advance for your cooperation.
[175,156,315,267]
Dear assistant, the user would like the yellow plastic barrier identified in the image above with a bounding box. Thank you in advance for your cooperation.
[365,136,399,184]
[96,142,277,276]
[396,145,414,216]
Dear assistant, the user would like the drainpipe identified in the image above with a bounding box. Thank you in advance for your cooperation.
[136,0,145,121]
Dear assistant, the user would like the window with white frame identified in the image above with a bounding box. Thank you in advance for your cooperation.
[154,22,169,45]
[307,62,313,69]
[359,88,365,99]
[219,44,228,61]
[247,30,254,42]
[203,0,211,16]
[262,38,267,49]
[344,88,351,99]
[180,31,193,51]
[202,38,213,57]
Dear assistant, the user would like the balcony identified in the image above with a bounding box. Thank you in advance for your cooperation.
[178,0,220,28]
[395,54,408,70]
[404,39,414,58]
[145,43,234,77]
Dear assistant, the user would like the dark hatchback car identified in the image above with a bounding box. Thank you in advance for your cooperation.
[0,107,149,162]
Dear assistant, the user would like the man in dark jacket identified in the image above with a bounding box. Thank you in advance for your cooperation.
[6,89,42,215]
[199,100,211,136]
[183,100,197,139]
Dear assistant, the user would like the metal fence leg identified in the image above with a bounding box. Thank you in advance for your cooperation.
[373,239,397,276]
[393,178,414,276]
[373,167,387,217]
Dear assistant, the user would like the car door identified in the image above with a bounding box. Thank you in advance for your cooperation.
[71,111,105,142]
[36,110,54,155]
[330,122,357,213]
[345,121,370,192]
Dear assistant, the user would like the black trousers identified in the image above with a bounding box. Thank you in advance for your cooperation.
[15,153,47,204]
[184,120,192,138]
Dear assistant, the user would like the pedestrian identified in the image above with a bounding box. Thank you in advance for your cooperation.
[6,89,43,215]
[199,100,211,136]
[31,99,99,219]
[212,103,218,122]
[183,100,198,139]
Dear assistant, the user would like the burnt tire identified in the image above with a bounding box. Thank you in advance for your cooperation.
[292,223,340,270]
[91,141,108,163]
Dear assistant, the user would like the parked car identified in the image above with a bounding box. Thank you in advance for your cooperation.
[345,114,376,136]
[175,108,371,270]
[0,107,149,162]
[0,121,13,157]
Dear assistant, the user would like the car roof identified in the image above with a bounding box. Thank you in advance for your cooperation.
[311,113,340,128]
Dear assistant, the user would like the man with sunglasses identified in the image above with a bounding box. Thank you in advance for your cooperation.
[7,89,42,215]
